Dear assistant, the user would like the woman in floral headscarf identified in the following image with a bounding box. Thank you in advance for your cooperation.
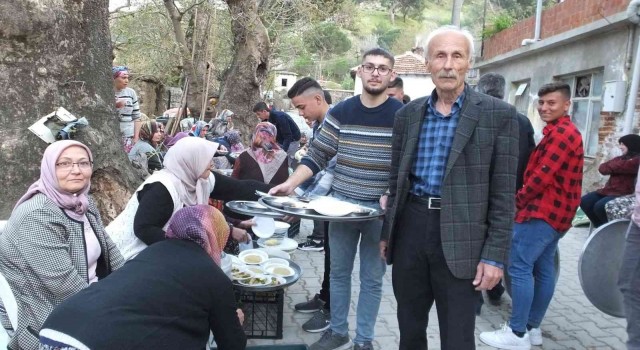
[39,205,246,350]
[113,66,142,153]
[0,140,124,350]
[128,119,165,173]
[231,122,288,185]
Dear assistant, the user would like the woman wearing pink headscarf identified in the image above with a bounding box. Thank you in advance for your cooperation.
[231,122,288,185]
[0,140,124,350]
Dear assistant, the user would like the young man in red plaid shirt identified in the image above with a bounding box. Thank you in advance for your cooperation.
[480,82,584,350]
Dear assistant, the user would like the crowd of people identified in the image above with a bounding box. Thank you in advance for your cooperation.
[0,24,639,350]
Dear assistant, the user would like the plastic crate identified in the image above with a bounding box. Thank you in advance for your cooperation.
[236,289,284,339]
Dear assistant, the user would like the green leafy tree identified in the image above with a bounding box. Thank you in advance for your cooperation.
[304,23,352,57]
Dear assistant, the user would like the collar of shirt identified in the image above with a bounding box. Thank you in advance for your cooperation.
[426,90,466,119]
[543,115,570,135]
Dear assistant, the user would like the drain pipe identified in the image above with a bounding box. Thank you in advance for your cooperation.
[623,0,640,134]
[522,0,543,46]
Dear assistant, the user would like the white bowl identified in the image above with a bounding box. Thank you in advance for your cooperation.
[257,248,291,260]
[274,221,290,233]
[239,249,269,265]
[265,265,295,278]
[261,258,289,267]
[252,217,275,238]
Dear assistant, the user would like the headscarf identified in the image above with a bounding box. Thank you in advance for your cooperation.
[14,140,93,216]
[247,122,287,183]
[189,121,208,138]
[620,134,640,159]
[165,205,230,265]
[112,66,128,79]
[163,132,188,149]
[224,130,245,153]
[217,109,234,121]
[162,137,218,206]
[139,120,160,146]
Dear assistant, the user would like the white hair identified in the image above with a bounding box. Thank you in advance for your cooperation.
[423,25,475,64]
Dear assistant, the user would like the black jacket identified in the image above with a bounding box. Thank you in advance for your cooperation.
[41,240,246,350]
[268,111,301,151]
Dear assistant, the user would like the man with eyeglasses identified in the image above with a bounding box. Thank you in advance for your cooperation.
[270,48,403,350]
[380,26,519,350]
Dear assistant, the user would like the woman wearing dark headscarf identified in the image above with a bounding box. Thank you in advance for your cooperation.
[581,134,640,227]
[0,141,124,350]
[39,205,246,350]
[128,119,165,173]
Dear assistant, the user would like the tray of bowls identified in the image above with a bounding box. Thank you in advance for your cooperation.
[230,249,302,292]
[226,200,284,219]
[256,193,384,222]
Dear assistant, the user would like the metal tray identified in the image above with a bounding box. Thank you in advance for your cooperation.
[226,201,284,219]
[258,198,385,222]
[232,259,302,292]
[579,219,630,317]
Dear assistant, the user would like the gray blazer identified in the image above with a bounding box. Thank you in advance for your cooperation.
[381,86,519,279]
[0,194,124,349]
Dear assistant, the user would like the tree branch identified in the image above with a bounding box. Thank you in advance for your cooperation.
[178,0,208,16]
[110,0,133,14]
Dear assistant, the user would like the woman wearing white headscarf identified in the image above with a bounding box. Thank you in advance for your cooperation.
[107,137,272,260]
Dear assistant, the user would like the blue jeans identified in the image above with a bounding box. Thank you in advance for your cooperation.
[580,191,616,228]
[508,219,561,333]
[328,193,386,344]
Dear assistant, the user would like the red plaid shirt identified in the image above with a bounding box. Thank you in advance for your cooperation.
[515,116,584,233]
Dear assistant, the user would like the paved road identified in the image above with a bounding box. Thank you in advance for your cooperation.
[246,222,628,349]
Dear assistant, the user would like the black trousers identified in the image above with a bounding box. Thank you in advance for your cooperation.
[392,199,479,350]
[319,222,331,309]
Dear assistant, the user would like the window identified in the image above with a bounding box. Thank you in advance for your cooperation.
[513,80,530,115]
[281,78,288,87]
[559,71,604,157]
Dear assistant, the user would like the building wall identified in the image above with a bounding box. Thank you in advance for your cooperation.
[274,73,298,92]
[478,27,636,192]
[483,0,629,59]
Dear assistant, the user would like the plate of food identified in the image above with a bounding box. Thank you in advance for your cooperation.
[261,258,289,267]
[239,249,269,264]
[231,266,254,282]
[257,237,298,251]
[236,274,272,287]
[264,265,296,278]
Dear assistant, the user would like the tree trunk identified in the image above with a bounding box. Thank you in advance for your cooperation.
[0,0,143,221]
[218,0,270,142]
[163,0,204,118]
[452,0,464,26]
[389,2,397,25]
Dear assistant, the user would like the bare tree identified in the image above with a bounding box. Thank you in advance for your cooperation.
[0,0,142,221]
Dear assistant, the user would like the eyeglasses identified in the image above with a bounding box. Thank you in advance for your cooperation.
[55,161,93,171]
[361,64,392,76]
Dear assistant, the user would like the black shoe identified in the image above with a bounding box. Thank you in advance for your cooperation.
[298,239,324,251]
[295,294,325,313]
[302,308,330,333]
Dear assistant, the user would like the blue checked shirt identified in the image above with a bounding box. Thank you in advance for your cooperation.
[409,90,504,270]
[410,91,465,197]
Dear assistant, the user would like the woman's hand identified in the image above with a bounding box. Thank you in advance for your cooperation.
[231,227,249,243]
[238,219,255,230]
[236,308,245,324]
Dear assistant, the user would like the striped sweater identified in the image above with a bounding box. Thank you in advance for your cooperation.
[300,95,404,201]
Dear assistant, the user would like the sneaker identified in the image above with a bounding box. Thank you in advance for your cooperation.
[295,294,325,313]
[528,327,542,346]
[302,308,330,333]
[353,341,373,350]
[479,323,531,350]
[309,329,353,350]
[298,239,324,251]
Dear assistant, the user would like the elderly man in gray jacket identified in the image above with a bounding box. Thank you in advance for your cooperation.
[380,26,519,350]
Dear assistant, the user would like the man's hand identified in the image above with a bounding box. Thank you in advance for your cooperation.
[269,181,296,196]
[472,262,504,291]
[236,308,245,324]
[379,241,388,260]
[379,194,388,211]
